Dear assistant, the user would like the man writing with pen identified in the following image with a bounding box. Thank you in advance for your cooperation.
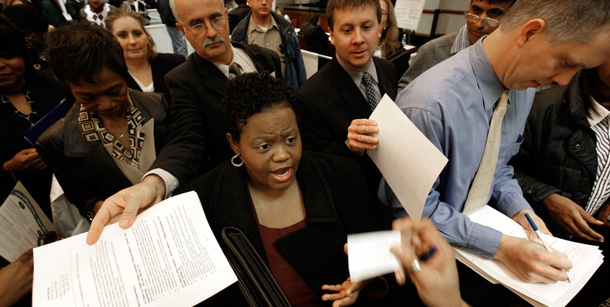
[365,0,610,304]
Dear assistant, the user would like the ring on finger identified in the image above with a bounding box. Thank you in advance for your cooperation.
[411,259,421,272]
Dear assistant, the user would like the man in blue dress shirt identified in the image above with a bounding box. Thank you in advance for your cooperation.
[379,0,610,285]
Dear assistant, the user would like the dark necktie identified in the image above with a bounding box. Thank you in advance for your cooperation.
[229,62,243,79]
[362,72,379,110]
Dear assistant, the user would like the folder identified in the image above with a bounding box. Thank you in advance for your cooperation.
[221,227,290,307]
[23,95,75,146]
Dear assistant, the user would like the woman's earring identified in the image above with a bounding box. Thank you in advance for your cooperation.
[231,154,243,167]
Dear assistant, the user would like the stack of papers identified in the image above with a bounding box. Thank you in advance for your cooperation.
[33,192,237,306]
[455,206,604,307]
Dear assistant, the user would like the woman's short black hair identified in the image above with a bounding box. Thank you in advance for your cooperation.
[45,20,129,84]
[0,14,27,59]
[223,73,297,143]
[3,4,49,33]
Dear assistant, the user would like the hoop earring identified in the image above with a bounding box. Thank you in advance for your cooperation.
[231,155,243,167]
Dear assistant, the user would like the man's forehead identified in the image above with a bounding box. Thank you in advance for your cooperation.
[333,7,377,24]
[177,0,224,20]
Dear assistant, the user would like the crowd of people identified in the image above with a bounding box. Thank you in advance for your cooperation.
[1,0,610,306]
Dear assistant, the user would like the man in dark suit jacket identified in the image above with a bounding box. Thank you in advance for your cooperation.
[164,41,281,173]
[86,0,282,244]
[228,0,250,33]
[297,0,396,193]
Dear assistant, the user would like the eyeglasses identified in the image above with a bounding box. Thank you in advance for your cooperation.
[381,10,388,16]
[182,15,226,35]
[464,12,500,28]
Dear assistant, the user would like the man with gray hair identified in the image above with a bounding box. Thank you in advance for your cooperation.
[85,0,282,246]
[379,0,610,302]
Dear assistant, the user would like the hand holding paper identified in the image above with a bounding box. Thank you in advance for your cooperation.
[86,174,166,245]
[368,94,447,219]
[346,119,379,154]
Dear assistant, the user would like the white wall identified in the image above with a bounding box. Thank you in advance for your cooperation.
[410,0,469,36]
[270,0,469,36]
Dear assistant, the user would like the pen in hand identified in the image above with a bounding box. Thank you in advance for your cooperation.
[524,213,571,283]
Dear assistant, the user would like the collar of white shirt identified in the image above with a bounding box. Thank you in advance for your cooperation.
[588,96,610,127]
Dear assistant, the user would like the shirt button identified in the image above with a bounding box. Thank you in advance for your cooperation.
[575,143,581,150]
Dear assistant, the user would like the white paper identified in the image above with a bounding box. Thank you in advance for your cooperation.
[454,206,604,307]
[33,191,237,307]
[394,0,427,30]
[0,181,55,262]
[368,95,448,220]
[347,230,401,282]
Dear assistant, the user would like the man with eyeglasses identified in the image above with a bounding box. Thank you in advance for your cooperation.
[398,0,514,91]
[84,0,283,248]
[231,0,306,90]
[162,0,283,178]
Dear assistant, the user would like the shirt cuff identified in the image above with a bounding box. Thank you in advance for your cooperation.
[143,168,179,199]
[467,223,503,258]
[496,193,532,219]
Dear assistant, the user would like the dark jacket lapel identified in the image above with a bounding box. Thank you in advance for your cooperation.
[192,52,228,97]
[328,59,371,118]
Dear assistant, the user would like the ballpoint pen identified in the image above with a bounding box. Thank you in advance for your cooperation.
[524,213,571,283]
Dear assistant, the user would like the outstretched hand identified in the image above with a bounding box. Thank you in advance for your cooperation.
[86,175,166,245]
[321,277,367,307]
[321,244,369,307]
[391,217,465,307]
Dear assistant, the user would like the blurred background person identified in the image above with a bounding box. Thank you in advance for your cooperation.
[228,0,250,33]
[375,0,399,59]
[0,14,65,218]
[38,20,173,221]
[40,0,67,26]
[157,0,187,58]
[120,0,149,24]
[275,7,289,21]
[299,13,330,56]
[3,4,55,79]
[79,0,116,27]
[105,7,185,95]
[65,0,84,20]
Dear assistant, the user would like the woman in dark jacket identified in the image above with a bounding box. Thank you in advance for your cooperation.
[0,15,66,218]
[36,21,172,220]
[105,7,185,95]
[299,13,330,56]
[177,73,398,307]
